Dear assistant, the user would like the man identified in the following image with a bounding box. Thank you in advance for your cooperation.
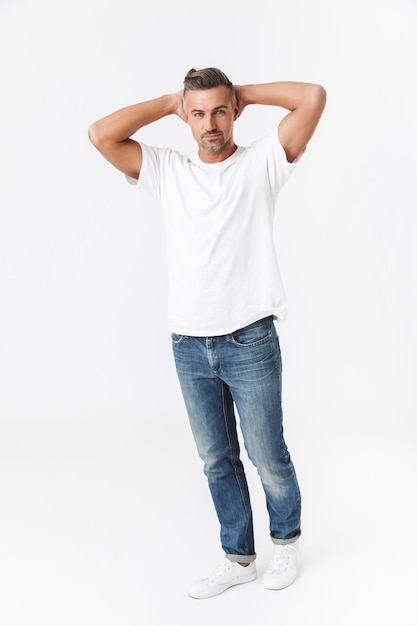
[88,67,326,599]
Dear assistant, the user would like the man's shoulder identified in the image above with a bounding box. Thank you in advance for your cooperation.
[141,142,195,170]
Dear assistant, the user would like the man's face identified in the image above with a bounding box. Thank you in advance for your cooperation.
[184,85,238,161]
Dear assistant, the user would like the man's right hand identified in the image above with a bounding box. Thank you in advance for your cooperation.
[172,90,188,123]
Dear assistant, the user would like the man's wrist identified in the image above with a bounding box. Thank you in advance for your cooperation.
[239,84,256,107]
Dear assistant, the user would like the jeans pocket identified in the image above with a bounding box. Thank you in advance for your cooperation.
[230,317,272,347]
[171,333,186,345]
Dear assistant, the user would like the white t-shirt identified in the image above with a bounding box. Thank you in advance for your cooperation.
[129,130,300,336]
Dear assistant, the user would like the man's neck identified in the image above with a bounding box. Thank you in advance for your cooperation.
[198,142,238,164]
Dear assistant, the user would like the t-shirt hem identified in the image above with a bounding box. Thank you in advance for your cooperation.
[168,308,288,337]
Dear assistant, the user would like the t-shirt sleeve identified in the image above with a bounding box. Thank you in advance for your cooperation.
[268,129,304,189]
[256,130,304,200]
[124,143,161,200]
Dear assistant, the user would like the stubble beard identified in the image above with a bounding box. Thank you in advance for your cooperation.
[200,133,226,153]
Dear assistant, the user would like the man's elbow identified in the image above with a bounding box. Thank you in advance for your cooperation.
[87,121,103,149]
[88,115,115,149]
[311,84,327,114]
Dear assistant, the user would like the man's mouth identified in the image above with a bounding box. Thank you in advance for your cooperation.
[203,132,221,139]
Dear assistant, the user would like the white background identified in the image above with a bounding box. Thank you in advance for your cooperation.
[1,1,416,624]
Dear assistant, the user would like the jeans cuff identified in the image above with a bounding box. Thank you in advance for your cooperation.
[226,553,256,563]
[270,531,301,546]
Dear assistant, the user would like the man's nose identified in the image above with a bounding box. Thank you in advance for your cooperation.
[204,115,216,131]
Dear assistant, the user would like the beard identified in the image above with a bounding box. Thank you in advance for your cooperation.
[200,132,226,153]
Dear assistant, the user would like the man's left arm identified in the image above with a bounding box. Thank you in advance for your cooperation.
[235,82,326,163]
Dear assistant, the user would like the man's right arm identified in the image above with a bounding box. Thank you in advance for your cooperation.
[88,92,185,180]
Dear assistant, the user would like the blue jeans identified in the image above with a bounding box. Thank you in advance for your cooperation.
[171,316,301,562]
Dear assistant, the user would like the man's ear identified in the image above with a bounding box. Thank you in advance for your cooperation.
[233,104,239,121]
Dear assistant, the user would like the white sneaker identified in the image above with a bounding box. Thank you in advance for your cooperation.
[188,559,257,599]
[262,541,298,590]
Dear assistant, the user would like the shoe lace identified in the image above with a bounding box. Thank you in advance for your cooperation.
[269,545,294,573]
[209,559,233,582]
